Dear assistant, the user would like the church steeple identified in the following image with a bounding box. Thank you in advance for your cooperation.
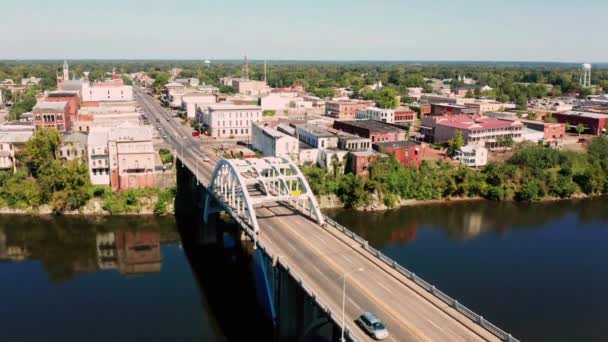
[63,60,69,81]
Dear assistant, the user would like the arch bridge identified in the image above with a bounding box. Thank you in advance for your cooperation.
[204,157,324,243]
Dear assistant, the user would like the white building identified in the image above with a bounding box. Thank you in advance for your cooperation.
[252,123,299,159]
[356,107,395,124]
[87,127,111,185]
[175,78,200,87]
[21,77,42,86]
[295,124,338,149]
[82,80,133,102]
[182,93,216,119]
[455,145,488,167]
[260,92,299,111]
[164,82,190,108]
[201,104,262,138]
[0,126,33,172]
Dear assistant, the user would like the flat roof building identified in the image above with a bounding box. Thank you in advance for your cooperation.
[332,120,407,143]
[552,111,608,136]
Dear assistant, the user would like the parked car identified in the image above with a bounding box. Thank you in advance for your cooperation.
[202,155,210,162]
[356,312,388,340]
[192,131,200,137]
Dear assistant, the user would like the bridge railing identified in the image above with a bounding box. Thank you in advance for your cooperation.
[256,243,360,342]
[321,216,519,342]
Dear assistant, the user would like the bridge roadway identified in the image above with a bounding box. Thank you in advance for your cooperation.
[136,88,503,342]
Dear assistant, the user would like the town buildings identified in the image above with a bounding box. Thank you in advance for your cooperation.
[231,79,270,96]
[333,120,407,143]
[108,125,156,192]
[33,101,71,132]
[82,79,133,102]
[295,124,338,149]
[45,91,80,123]
[552,111,608,136]
[87,127,111,185]
[181,93,216,119]
[497,118,566,145]
[431,103,478,116]
[356,107,396,124]
[0,122,34,172]
[164,82,192,108]
[325,100,374,119]
[251,122,299,159]
[58,132,88,162]
[455,145,488,167]
[200,104,262,138]
[394,107,417,126]
[421,115,524,147]
[373,141,425,168]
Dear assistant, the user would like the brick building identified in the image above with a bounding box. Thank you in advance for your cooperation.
[44,91,80,124]
[421,115,524,147]
[373,141,425,168]
[552,111,608,136]
[394,107,417,125]
[333,120,407,143]
[108,125,156,192]
[325,100,374,119]
[33,101,71,132]
[431,103,478,116]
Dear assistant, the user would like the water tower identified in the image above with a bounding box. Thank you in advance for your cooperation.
[581,63,592,88]
[204,59,211,68]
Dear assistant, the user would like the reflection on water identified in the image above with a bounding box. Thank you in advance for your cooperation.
[0,216,176,282]
[326,196,608,342]
[326,197,608,248]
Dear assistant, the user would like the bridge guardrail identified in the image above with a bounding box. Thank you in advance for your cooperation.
[321,215,519,342]
[258,243,359,342]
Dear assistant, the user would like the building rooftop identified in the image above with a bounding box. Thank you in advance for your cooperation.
[63,132,88,145]
[33,101,68,112]
[432,115,523,130]
[295,123,336,138]
[255,123,295,140]
[46,91,79,98]
[373,140,420,149]
[108,124,152,142]
[207,104,261,111]
[557,111,608,119]
[88,127,110,146]
[335,119,406,133]
[0,130,33,144]
[165,82,185,88]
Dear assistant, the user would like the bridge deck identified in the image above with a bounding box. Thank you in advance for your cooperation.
[136,88,508,342]
[257,204,499,342]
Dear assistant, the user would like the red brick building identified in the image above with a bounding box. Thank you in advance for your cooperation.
[373,141,425,168]
[333,120,407,143]
[33,101,71,132]
[394,107,417,125]
[553,111,608,136]
[348,151,379,178]
[431,103,478,116]
[325,100,374,119]
[44,91,80,125]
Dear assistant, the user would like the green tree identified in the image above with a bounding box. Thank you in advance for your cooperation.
[516,95,528,110]
[152,72,170,93]
[22,129,62,177]
[447,131,464,156]
[375,88,399,109]
[575,123,586,136]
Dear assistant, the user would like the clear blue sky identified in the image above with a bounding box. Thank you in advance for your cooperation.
[2,0,607,62]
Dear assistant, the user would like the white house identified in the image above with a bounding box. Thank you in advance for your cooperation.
[295,124,338,149]
[182,93,216,119]
[87,127,111,185]
[201,104,262,138]
[455,144,488,167]
[252,123,299,159]
[356,107,395,124]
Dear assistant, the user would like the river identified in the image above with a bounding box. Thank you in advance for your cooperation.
[0,197,606,341]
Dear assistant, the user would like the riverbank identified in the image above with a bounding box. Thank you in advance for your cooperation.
[316,192,596,211]
[0,188,176,216]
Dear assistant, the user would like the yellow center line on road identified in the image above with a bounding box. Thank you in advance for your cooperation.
[271,214,432,342]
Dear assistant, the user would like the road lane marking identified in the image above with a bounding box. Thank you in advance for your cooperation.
[273,215,431,342]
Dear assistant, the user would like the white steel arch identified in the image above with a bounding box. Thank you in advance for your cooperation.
[205,157,324,237]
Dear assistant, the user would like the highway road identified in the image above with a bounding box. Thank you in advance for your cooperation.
[135,87,503,342]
